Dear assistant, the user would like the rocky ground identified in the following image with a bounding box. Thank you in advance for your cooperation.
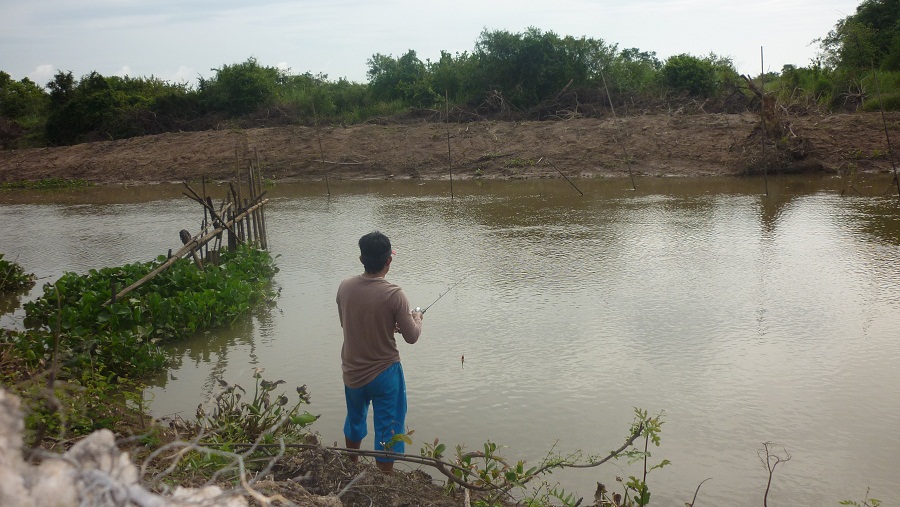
[0,112,897,184]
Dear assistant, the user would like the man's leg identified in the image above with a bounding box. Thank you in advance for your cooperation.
[345,437,362,463]
[343,385,370,464]
[371,363,407,474]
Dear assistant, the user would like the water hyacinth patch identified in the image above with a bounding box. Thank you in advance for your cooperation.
[20,244,278,378]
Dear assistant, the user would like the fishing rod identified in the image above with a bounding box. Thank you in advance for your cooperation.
[415,273,470,314]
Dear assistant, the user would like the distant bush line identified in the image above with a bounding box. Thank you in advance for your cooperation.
[1,0,897,150]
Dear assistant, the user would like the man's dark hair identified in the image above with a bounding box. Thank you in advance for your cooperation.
[359,231,392,273]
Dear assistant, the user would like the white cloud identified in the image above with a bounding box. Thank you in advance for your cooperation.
[28,65,56,86]
[0,0,861,86]
[168,66,198,85]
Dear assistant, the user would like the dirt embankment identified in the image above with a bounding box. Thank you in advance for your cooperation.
[0,112,896,184]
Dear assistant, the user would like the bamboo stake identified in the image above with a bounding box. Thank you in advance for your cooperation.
[446,90,454,200]
[201,175,208,260]
[312,101,331,196]
[248,165,259,245]
[246,197,257,245]
[233,149,247,242]
[541,157,584,195]
[871,67,899,198]
[105,200,268,305]
[227,193,237,250]
[760,46,769,197]
[254,151,268,249]
[234,148,244,212]
[229,183,244,242]
[599,66,637,191]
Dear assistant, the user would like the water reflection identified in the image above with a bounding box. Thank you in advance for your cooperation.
[150,313,262,416]
[1,175,899,507]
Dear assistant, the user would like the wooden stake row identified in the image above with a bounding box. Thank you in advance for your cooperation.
[103,147,272,305]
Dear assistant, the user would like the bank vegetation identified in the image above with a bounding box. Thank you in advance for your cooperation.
[1,0,898,152]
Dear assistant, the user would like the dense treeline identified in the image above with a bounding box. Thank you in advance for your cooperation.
[1,0,897,150]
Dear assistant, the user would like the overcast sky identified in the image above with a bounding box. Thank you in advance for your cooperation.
[1,0,861,88]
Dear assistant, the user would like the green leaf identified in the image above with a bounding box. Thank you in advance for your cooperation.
[291,412,318,426]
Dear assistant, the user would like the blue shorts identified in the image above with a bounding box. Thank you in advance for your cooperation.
[344,362,407,462]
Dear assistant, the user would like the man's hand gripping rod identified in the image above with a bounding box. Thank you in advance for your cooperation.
[414,273,470,314]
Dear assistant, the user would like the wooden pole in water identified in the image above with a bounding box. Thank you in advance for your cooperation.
[542,157,584,195]
[313,101,331,196]
[446,90,454,200]
[599,66,636,191]
[760,46,769,197]
[202,175,209,260]
[248,165,259,245]
[249,156,258,245]
[871,67,900,198]
[234,147,244,210]
[226,193,237,250]
[254,150,269,248]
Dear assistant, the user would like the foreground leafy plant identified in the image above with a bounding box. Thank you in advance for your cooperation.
[18,367,148,446]
[188,368,319,444]
[416,408,666,506]
[841,488,881,507]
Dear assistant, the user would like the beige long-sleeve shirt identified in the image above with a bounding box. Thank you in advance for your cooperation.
[336,275,422,388]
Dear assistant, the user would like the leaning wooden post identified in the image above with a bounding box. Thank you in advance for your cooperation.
[104,200,268,305]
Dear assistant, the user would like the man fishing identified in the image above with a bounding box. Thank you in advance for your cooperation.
[336,231,423,474]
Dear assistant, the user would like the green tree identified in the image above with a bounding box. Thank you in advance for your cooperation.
[471,28,612,109]
[426,50,478,104]
[43,71,204,145]
[0,72,49,147]
[199,57,281,116]
[660,53,720,97]
[0,72,48,121]
[605,47,662,94]
[820,0,900,71]
[778,63,833,102]
[45,71,118,145]
[366,50,433,106]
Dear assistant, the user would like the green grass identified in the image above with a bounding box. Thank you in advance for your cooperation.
[0,178,92,190]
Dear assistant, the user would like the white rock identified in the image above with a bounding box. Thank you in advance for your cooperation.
[0,388,249,507]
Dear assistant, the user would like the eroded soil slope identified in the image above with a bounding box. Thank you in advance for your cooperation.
[0,112,896,184]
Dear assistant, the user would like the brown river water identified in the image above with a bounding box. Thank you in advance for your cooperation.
[2,175,899,506]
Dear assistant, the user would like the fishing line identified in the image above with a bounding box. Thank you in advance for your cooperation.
[415,272,471,314]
